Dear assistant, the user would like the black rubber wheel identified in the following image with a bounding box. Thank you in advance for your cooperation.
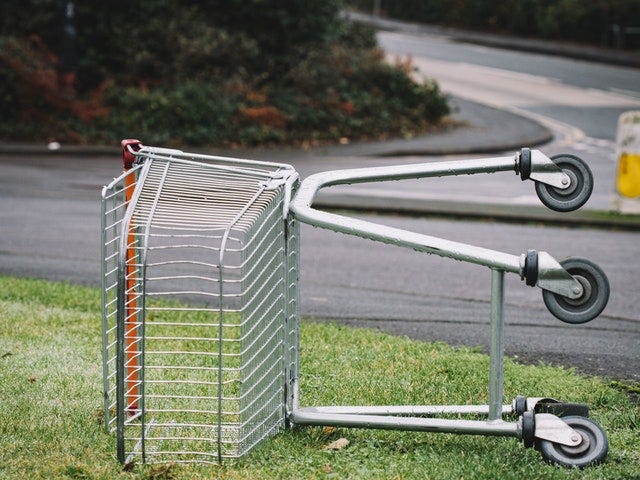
[524,250,538,287]
[522,411,535,448]
[519,148,532,180]
[538,416,608,468]
[535,402,589,418]
[542,257,609,324]
[535,154,593,212]
[514,396,527,416]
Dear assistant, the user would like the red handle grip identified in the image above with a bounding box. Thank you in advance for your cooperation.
[121,139,142,170]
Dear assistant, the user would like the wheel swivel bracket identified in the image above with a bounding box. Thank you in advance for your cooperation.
[517,149,571,189]
[520,251,583,299]
[534,413,582,447]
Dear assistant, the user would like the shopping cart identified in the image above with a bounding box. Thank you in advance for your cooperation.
[101,139,610,468]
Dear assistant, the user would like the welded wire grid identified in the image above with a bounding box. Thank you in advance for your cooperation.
[102,165,143,433]
[101,150,298,464]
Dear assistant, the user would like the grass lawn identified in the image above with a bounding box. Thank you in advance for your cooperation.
[0,276,638,479]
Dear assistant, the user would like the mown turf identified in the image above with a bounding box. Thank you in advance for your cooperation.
[1,276,638,479]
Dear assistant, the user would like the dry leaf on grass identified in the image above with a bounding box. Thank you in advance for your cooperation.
[323,438,350,450]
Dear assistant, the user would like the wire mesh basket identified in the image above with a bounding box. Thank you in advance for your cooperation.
[101,143,299,464]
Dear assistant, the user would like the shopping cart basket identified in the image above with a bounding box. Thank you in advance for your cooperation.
[102,139,610,468]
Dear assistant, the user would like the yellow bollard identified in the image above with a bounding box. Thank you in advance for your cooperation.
[617,152,640,197]
[613,111,640,213]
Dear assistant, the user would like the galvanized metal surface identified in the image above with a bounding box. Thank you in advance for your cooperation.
[290,156,523,273]
[534,413,582,447]
[528,149,572,188]
[289,411,520,437]
[536,252,584,298]
[102,165,143,434]
[295,404,514,416]
[102,149,298,464]
[489,269,505,421]
[286,152,596,446]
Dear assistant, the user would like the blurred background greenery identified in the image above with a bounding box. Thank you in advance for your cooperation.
[0,0,449,147]
[351,0,640,49]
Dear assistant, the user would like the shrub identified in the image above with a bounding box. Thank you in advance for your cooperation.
[0,35,108,142]
[0,1,449,147]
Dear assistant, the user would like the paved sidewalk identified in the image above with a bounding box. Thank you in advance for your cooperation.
[318,97,551,157]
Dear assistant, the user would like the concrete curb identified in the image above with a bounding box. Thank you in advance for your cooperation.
[315,192,640,231]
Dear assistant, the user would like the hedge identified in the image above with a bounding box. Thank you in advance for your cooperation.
[0,1,449,147]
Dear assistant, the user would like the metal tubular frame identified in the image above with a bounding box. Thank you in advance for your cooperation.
[292,156,522,273]
[289,266,519,441]
[287,151,581,441]
[290,151,583,299]
[102,164,143,433]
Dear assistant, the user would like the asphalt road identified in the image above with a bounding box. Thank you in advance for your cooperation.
[378,29,640,211]
[300,214,640,381]
[377,29,640,137]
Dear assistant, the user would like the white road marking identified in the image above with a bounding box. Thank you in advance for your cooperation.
[383,50,640,149]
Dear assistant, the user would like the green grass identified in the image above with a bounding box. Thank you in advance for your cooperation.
[1,276,639,479]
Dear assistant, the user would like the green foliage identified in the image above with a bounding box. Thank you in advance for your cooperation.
[0,0,449,146]
[351,0,640,47]
[0,35,109,142]
[277,44,447,143]
[98,82,243,146]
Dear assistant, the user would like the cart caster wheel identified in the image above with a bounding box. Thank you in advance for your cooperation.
[537,416,608,468]
[542,257,609,324]
[535,154,593,212]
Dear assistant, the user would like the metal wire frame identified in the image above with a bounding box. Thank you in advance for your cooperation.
[102,164,143,433]
[102,149,298,464]
[286,152,582,443]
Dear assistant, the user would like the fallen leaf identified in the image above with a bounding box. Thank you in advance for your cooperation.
[323,438,349,450]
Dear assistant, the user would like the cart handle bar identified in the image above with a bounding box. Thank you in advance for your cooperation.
[289,152,582,298]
